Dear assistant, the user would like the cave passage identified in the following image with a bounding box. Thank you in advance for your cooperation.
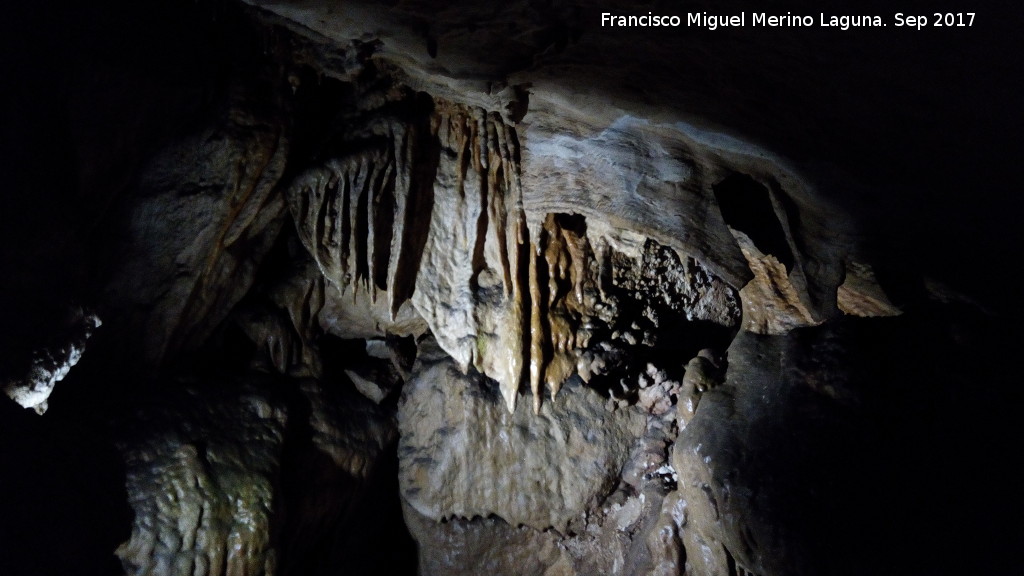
[713,173,795,271]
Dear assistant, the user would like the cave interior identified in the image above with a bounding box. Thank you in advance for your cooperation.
[1,1,1022,575]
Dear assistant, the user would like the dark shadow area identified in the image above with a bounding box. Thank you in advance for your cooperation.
[845,306,1021,576]
[274,370,419,576]
[278,436,420,576]
[713,173,794,271]
[0,0,1018,574]
[0,397,132,576]
[717,307,1020,575]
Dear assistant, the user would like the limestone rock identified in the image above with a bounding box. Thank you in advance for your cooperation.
[298,377,397,478]
[233,259,327,378]
[286,117,432,340]
[645,492,687,576]
[734,229,822,335]
[2,307,100,414]
[522,114,753,290]
[286,101,531,408]
[671,322,914,576]
[115,373,401,576]
[677,351,723,431]
[397,346,645,531]
[403,488,680,576]
[116,381,288,576]
[2,2,1015,575]
[408,102,534,412]
[402,501,574,576]
[609,238,741,329]
[837,261,901,317]
[402,458,685,576]
[289,95,742,414]
[103,96,289,368]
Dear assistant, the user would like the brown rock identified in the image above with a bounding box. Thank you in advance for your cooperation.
[397,343,645,531]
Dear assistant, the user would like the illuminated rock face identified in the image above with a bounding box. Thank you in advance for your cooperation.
[0,2,1017,576]
[397,343,646,531]
[2,308,101,414]
[116,384,288,576]
[114,377,401,576]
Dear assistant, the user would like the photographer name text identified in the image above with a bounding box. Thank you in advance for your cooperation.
[600,12,976,31]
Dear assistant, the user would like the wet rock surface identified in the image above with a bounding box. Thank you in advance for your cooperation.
[116,381,288,576]
[114,373,413,576]
[397,341,646,531]
[399,347,688,576]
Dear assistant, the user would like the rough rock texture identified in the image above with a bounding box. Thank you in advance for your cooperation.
[287,92,743,415]
[733,229,821,335]
[610,236,741,329]
[410,103,532,411]
[233,258,327,378]
[286,115,433,340]
[2,308,101,414]
[103,84,289,369]
[399,339,690,576]
[668,313,1017,576]
[402,504,575,576]
[298,377,396,479]
[836,261,901,318]
[2,1,1020,575]
[398,340,645,530]
[403,484,686,576]
[285,97,537,409]
[523,115,752,290]
[672,329,854,576]
[115,373,407,576]
[116,381,288,576]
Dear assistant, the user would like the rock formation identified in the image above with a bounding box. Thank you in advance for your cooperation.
[2,307,101,414]
[1,1,1019,576]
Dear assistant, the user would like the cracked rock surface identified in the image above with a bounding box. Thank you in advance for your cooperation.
[398,339,646,531]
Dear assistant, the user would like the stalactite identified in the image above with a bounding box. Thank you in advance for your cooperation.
[527,240,544,414]
[288,99,742,413]
[386,122,420,320]
[408,101,535,412]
